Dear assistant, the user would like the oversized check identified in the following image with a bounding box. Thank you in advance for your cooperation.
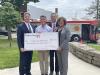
[24,32,59,51]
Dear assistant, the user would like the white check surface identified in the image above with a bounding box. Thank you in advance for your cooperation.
[24,32,59,51]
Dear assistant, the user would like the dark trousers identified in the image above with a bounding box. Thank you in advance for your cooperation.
[50,50,59,73]
[19,51,33,75]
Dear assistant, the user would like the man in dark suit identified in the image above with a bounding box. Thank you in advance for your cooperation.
[17,12,34,75]
[49,13,59,75]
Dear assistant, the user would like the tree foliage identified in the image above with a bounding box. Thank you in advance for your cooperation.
[86,0,100,19]
[0,2,22,27]
[1,0,40,11]
[0,2,22,47]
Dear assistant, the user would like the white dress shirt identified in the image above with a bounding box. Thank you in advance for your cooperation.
[51,22,57,32]
[36,24,53,33]
[52,22,56,29]
[25,22,33,33]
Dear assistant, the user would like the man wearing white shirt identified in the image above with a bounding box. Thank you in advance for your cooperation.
[49,13,59,75]
[36,15,53,75]
[17,12,34,75]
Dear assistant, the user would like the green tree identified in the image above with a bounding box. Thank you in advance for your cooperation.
[86,0,100,19]
[1,0,40,11]
[0,2,22,47]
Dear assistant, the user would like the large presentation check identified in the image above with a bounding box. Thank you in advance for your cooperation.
[24,32,59,51]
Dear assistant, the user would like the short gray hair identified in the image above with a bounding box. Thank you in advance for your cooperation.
[24,12,30,16]
[51,13,57,17]
[40,15,47,18]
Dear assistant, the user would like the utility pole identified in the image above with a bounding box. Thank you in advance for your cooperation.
[97,0,99,20]
[96,0,100,26]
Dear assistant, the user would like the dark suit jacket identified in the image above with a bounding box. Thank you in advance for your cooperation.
[17,22,34,49]
[48,22,59,28]
[48,22,59,32]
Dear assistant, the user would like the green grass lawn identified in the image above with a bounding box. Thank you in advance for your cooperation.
[0,39,39,69]
[88,43,100,51]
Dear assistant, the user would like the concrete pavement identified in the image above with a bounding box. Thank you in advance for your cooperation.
[68,53,100,75]
[0,53,100,75]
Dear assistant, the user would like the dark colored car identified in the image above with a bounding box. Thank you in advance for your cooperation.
[0,30,8,36]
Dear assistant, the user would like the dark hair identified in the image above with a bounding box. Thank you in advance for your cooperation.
[56,17,67,27]
[40,15,47,18]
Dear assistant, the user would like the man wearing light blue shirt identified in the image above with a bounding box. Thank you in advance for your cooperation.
[36,15,53,75]
[36,24,52,32]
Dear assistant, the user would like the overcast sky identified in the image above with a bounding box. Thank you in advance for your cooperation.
[29,0,94,20]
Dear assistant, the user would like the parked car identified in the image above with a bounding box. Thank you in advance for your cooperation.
[0,31,8,36]
[0,27,8,36]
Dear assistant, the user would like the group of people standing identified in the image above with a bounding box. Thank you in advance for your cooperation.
[17,12,70,75]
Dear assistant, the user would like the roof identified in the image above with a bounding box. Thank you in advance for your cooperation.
[66,20,98,25]
[30,20,98,26]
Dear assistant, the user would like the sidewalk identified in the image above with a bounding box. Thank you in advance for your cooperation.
[0,53,100,75]
[0,62,40,75]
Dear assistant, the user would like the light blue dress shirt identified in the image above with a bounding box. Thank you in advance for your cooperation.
[36,24,53,33]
